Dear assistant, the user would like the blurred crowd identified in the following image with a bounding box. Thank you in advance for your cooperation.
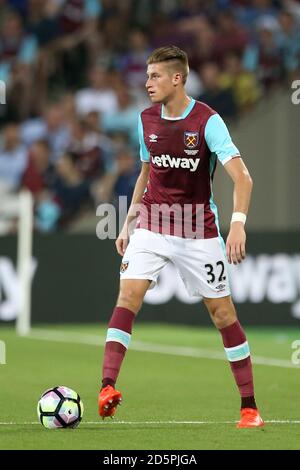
[0,0,299,233]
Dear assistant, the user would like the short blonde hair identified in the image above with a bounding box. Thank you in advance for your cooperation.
[147,46,189,84]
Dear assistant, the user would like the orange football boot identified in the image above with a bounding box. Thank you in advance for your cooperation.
[237,408,264,428]
[98,385,122,419]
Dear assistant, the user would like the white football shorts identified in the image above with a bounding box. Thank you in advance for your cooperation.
[120,228,231,298]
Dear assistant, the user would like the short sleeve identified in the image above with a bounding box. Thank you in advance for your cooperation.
[204,114,240,165]
[138,114,150,162]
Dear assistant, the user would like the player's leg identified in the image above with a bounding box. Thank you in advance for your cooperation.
[99,229,170,418]
[99,279,150,418]
[102,278,150,389]
[203,295,264,428]
[172,236,263,427]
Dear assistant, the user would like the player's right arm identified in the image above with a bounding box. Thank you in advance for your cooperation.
[116,113,151,256]
[115,162,150,256]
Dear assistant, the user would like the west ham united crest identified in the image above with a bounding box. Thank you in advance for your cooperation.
[184,131,199,149]
[120,261,129,273]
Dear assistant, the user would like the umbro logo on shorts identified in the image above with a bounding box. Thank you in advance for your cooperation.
[151,154,200,172]
[216,283,226,291]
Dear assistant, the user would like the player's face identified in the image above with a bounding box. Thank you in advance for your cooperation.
[146,63,177,103]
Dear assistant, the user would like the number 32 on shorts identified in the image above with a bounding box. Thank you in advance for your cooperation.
[205,261,226,284]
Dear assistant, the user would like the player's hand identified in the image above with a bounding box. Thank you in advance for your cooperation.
[115,226,129,256]
[226,223,246,264]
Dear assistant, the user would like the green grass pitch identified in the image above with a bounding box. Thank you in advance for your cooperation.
[0,323,300,450]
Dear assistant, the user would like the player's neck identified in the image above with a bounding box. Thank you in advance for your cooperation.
[162,93,191,118]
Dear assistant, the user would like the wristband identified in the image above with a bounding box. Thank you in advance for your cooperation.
[231,212,247,224]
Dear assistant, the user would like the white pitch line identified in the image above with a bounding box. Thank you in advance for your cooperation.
[27,328,300,370]
[0,420,300,426]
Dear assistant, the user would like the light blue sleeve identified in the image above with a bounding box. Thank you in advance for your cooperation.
[138,114,150,162]
[204,114,240,165]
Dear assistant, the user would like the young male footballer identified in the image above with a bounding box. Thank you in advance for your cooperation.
[98,46,264,428]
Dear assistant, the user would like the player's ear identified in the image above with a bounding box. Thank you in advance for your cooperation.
[172,72,182,86]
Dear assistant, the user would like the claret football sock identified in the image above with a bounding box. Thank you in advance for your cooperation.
[219,320,256,407]
[102,306,136,388]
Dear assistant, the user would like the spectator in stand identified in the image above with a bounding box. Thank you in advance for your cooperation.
[94,146,139,210]
[25,0,62,112]
[117,28,151,90]
[112,147,140,207]
[21,138,60,232]
[83,111,116,172]
[0,0,297,233]
[180,16,217,71]
[220,51,261,112]
[283,0,300,23]
[26,0,61,47]
[276,9,300,77]
[54,151,91,226]
[22,139,56,195]
[67,118,105,180]
[0,9,38,119]
[32,0,102,104]
[101,85,141,148]
[58,0,102,36]
[213,9,249,64]
[76,64,118,116]
[0,122,28,191]
[170,0,216,20]
[198,62,238,119]
[53,0,102,88]
[20,102,71,162]
[234,0,280,31]
[149,10,193,50]
[243,22,283,90]
[60,92,78,127]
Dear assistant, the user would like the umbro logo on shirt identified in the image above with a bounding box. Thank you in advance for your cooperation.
[149,134,158,142]
[152,154,200,172]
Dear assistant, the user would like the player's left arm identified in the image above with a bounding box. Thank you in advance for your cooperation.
[204,113,253,265]
[223,158,253,265]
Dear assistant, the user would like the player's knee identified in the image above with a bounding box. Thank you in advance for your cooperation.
[117,289,143,313]
[210,307,236,329]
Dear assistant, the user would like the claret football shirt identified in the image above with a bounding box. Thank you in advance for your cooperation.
[138,98,240,239]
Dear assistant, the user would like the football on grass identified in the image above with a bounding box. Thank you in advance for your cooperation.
[37,386,83,429]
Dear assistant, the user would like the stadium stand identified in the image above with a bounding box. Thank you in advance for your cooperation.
[0,0,299,232]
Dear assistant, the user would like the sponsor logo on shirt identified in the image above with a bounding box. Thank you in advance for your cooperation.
[149,134,158,142]
[151,154,200,172]
[184,149,199,156]
[184,131,199,149]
